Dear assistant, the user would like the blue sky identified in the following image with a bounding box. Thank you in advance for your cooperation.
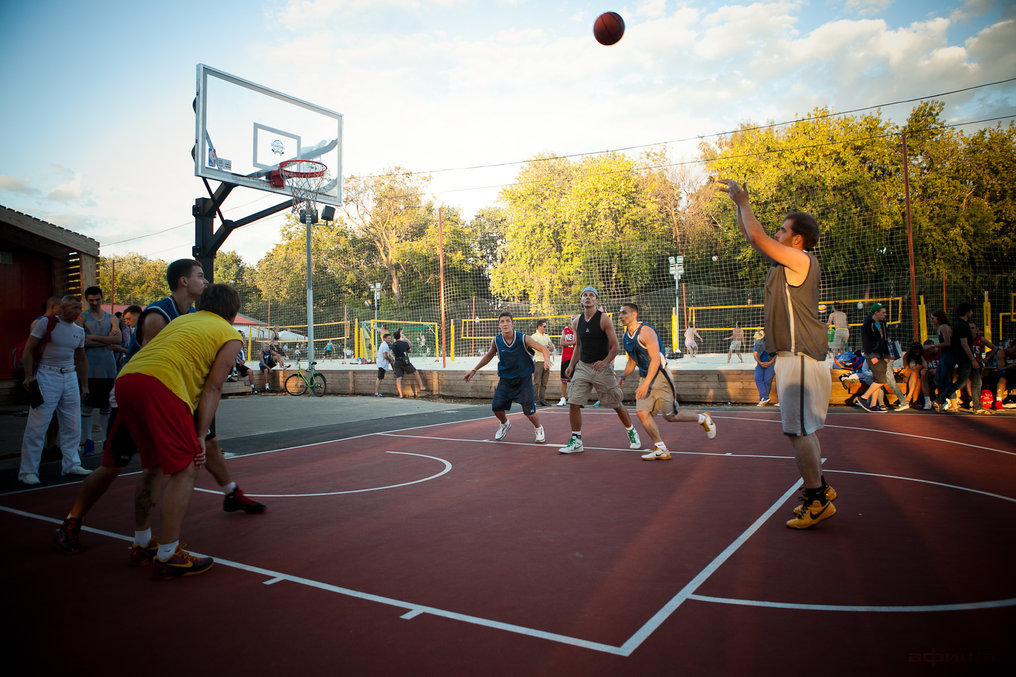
[1,0,1014,264]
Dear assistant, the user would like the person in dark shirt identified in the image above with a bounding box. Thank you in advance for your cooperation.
[933,303,979,412]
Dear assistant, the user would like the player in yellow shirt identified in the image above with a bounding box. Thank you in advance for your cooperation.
[112,284,243,579]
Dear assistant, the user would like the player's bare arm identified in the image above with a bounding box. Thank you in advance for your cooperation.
[194,340,242,466]
[524,335,552,370]
[139,312,170,347]
[719,179,811,283]
[635,326,663,400]
[595,313,620,370]
[464,340,498,382]
[74,347,89,397]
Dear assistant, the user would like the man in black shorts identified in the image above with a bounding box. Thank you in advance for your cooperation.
[390,330,428,398]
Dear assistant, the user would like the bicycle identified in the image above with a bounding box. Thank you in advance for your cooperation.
[284,360,327,397]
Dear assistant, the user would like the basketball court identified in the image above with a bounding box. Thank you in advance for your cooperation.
[4,403,1014,675]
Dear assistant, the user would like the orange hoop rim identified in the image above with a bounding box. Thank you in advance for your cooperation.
[278,159,327,179]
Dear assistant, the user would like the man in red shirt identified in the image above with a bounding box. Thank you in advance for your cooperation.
[556,315,578,407]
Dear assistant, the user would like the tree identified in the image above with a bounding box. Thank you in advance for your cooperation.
[97,253,169,306]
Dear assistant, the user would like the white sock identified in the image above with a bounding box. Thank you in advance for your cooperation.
[697,414,706,423]
[157,540,179,561]
[134,529,151,547]
[98,411,110,442]
[222,481,237,495]
[572,431,582,438]
[655,441,667,451]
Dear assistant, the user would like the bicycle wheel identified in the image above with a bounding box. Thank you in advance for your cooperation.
[310,374,327,397]
[285,373,308,396]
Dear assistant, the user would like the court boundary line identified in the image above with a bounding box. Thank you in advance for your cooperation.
[3,415,1013,657]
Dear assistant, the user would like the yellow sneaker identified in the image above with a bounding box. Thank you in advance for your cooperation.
[792,485,837,516]
[786,497,836,529]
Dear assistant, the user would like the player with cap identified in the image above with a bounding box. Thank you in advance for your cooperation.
[558,286,641,454]
[618,302,716,460]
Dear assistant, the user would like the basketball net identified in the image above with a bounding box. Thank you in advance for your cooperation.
[279,160,328,220]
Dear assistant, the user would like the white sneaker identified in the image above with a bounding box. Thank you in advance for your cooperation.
[627,426,641,450]
[558,436,584,454]
[700,412,717,439]
[641,447,671,461]
[494,420,511,441]
[19,473,41,486]
[534,426,546,443]
[895,402,910,411]
[62,465,92,477]
[923,398,932,410]
[757,398,770,407]
[556,397,567,407]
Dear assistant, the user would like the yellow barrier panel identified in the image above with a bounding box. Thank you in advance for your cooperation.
[918,295,928,343]
[450,320,455,361]
[983,291,992,343]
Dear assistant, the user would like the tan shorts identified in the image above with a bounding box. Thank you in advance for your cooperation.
[635,369,677,416]
[774,352,831,436]
[567,360,623,409]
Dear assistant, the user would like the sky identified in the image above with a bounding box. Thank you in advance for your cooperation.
[1,0,1014,266]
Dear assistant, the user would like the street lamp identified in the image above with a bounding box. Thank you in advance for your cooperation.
[369,282,382,322]
[668,255,684,357]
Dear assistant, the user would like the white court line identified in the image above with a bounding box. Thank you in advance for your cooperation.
[686,594,1016,613]
[0,503,624,656]
[617,478,806,656]
[192,451,452,498]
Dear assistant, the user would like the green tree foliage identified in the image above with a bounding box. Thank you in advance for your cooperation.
[493,154,672,312]
[97,253,169,305]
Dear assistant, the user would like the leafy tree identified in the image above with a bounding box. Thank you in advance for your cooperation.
[97,253,169,306]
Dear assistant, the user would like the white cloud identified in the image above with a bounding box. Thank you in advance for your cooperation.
[47,172,86,203]
[0,175,40,195]
[842,0,892,17]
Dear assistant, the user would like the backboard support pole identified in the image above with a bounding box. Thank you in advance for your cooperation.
[192,190,291,282]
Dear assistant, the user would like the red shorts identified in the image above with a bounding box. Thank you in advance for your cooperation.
[114,373,199,474]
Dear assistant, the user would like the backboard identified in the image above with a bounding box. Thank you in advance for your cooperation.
[194,64,343,207]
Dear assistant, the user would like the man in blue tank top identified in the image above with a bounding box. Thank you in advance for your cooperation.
[618,303,716,460]
[464,311,551,443]
[558,286,641,454]
[721,179,835,530]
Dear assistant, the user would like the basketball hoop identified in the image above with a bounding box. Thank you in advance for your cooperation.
[279,159,328,218]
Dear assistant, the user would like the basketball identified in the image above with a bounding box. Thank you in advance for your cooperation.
[593,12,625,46]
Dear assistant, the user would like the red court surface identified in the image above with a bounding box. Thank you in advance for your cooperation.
[4,408,1016,676]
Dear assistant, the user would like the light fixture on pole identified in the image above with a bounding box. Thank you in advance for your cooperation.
[369,282,382,322]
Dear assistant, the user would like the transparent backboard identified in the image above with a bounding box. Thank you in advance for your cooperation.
[194,64,343,206]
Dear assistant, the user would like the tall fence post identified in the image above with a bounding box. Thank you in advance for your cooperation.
[901,132,919,342]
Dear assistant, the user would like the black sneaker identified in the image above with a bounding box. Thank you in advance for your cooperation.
[54,518,83,554]
[223,486,266,514]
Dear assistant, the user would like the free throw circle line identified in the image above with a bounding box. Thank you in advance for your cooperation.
[192,451,452,498]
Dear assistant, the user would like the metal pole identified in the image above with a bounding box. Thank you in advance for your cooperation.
[901,133,920,342]
[305,211,315,371]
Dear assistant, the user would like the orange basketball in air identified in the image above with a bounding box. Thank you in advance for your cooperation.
[593,12,625,46]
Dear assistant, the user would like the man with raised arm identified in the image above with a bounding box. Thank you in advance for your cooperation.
[719,179,836,529]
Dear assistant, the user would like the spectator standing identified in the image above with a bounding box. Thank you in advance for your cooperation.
[934,303,979,412]
[18,296,92,485]
[529,319,555,406]
[827,303,849,355]
[930,310,955,409]
[752,329,776,406]
[921,340,941,409]
[390,330,428,398]
[556,316,577,406]
[684,324,703,358]
[375,332,393,397]
[858,303,908,411]
[78,287,121,455]
[725,322,745,363]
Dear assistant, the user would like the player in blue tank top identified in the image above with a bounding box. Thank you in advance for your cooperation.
[464,311,552,443]
[618,303,716,461]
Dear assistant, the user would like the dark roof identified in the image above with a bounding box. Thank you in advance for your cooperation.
[0,204,100,256]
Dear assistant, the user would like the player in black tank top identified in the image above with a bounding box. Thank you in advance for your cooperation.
[558,287,640,454]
